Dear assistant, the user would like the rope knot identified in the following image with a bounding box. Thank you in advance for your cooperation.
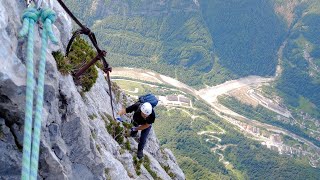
[40,8,57,23]
[21,7,40,22]
[39,8,58,44]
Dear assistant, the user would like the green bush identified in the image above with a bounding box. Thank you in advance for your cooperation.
[133,156,142,175]
[124,140,131,150]
[106,120,123,144]
[122,122,133,129]
[105,119,133,146]
[162,164,175,178]
[52,37,98,92]
[88,114,97,120]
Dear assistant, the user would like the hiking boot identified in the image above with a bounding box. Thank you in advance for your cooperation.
[137,150,144,159]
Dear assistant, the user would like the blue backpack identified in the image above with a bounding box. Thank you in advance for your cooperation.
[138,93,158,108]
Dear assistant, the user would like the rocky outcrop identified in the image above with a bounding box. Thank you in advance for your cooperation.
[0,0,185,179]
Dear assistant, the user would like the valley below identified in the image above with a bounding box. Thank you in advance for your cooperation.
[110,67,320,168]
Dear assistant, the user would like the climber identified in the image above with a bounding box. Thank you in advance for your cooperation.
[118,102,155,159]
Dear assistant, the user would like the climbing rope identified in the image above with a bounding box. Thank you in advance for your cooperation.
[30,8,58,180]
[19,6,39,180]
[19,5,57,180]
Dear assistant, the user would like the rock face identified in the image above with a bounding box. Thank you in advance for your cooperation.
[0,0,185,179]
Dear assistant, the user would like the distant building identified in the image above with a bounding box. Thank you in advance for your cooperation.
[270,134,282,144]
[160,94,191,107]
[166,95,178,101]
[179,96,190,104]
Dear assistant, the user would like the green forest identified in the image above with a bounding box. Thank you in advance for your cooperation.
[200,0,287,76]
[224,141,320,179]
[276,11,320,117]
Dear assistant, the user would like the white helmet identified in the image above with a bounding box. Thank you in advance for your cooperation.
[141,102,152,116]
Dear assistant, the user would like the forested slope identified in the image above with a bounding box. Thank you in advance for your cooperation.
[275,0,320,117]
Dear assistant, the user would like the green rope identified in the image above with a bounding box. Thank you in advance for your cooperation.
[19,7,40,180]
[19,6,57,180]
[30,8,57,180]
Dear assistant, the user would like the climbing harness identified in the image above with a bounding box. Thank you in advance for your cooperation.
[19,2,58,179]
[56,0,116,120]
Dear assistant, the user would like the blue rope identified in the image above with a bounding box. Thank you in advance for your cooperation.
[19,6,57,180]
[30,8,57,180]
[19,7,40,180]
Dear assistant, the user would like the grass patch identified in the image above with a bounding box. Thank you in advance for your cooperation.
[133,156,143,176]
[104,112,114,122]
[96,144,101,154]
[143,156,160,179]
[105,118,132,148]
[124,140,131,150]
[0,125,3,139]
[88,114,97,120]
[162,164,176,179]
[91,129,97,140]
[99,112,108,123]
[106,120,124,144]
[104,168,111,180]
[298,96,319,117]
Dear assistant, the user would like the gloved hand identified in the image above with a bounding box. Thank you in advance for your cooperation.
[130,127,139,137]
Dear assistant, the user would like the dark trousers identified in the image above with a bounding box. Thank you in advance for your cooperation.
[131,125,152,151]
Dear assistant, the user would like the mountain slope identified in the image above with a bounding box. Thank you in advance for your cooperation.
[275,0,320,117]
[200,0,287,76]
